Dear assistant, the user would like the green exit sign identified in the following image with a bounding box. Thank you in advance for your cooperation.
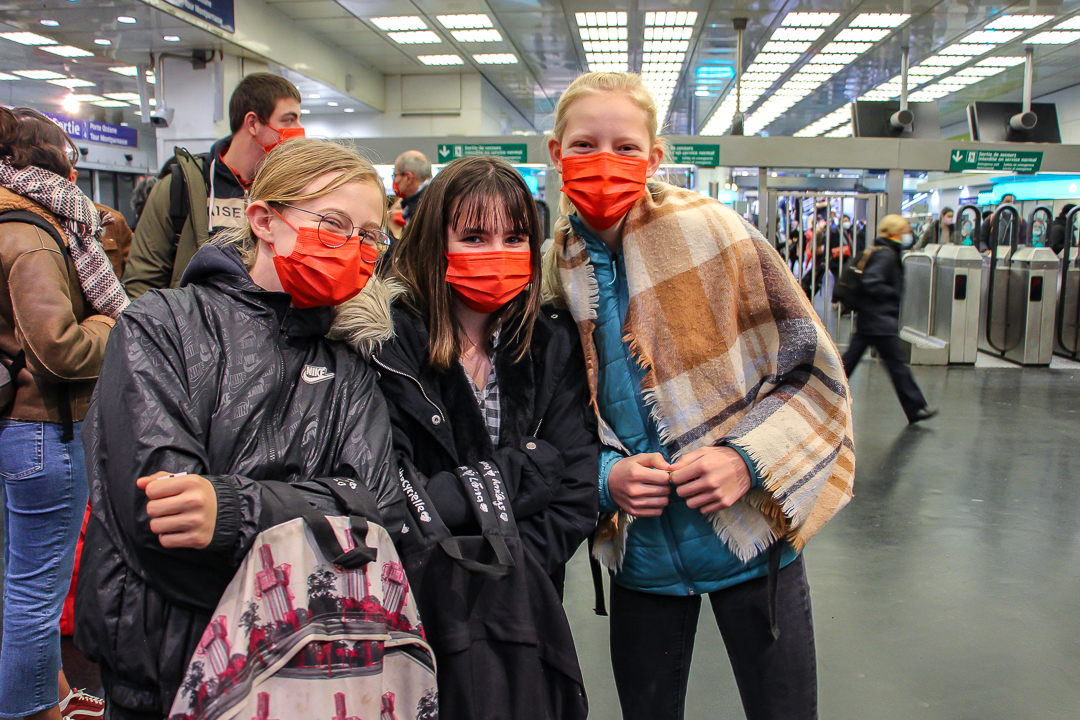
[437,143,528,164]
[669,144,720,167]
[949,148,1043,173]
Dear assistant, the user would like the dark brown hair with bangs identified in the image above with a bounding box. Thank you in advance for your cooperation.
[385,155,543,372]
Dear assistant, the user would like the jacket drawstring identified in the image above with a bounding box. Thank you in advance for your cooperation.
[587,533,608,616]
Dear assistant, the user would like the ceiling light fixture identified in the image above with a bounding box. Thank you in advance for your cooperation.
[848,14,910,28]
[1028,31,1080,44]
[327,101,339,106]
[108,66,137,76]
[94,39,111,45]
[62,96,79,113]
[0,32,56,45]
[985,14,1055,30]
[48,77,95,88]
[117,16,136,24]
[163,35,180,42]
[576,12,627,28]
[68,94,103,102]
[370,16,427,32]
[417,54,464,65]
[0,72,17,80]
[92,100,128,107]
[40,20,59,27]
[388,31,442,44]
[961,30,1022,44]
[437,14,492,29]
[833,28,891,42]
[578,11,629,71]
[473,53,518,64]
[104,92,140,101]
[308,93,320,99]
[13,69,66,80]
[41,45,94,57]
[300,109,310,114]
[781,12,840,27]
[450,29,502,42]
[344,108,355,113]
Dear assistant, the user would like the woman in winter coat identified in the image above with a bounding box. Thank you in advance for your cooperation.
[916,206,954,249]
[0,107,126,720]
[74,139,409,718]
[376,156,599,719]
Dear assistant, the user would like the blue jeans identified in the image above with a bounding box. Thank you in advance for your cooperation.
[0,420,87,718]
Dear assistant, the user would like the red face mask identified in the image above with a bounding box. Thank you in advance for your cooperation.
[256,119,305,153]
[445,250,532,314]
[269,208,378,309]
[560,152,649,231]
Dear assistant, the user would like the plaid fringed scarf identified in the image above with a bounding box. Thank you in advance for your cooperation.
[552,184,855,567]
[0,159,128,319]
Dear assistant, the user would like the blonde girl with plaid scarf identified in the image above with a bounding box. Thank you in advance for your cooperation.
[544,72,855,720]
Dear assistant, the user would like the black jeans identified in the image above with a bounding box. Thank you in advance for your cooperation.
[609,555,817,720]
[842,332,928,421]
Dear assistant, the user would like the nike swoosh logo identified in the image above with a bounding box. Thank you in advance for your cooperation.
[301,366,335,384]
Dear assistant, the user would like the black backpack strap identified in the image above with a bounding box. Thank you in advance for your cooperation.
[168,161,188,246]
[0,212,73,440]
[261,480,378,569]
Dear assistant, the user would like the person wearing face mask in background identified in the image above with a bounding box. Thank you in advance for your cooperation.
[916,206,954,250]
[123,73,305,299]
[376,156,598,719]
[544,72,855,720]
[979,193,1027,253]
[74,139,409,718]
[842,214,938,424]
[388,150,432,234]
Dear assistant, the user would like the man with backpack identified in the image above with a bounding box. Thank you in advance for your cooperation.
[122,73,303,299]
[840,214,938,424]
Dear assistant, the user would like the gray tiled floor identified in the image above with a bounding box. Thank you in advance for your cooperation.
[6,355,1080,718]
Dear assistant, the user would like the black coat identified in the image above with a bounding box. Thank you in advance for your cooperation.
[373,302,599,578]
[855,236,905,336]
[74,244,407,717]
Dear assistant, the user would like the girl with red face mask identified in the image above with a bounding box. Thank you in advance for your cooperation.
[544,72,856,720]
[376,156,599,719]
[75,139,413,718]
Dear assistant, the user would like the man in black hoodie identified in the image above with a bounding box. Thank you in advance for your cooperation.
[123,73,303,298]
[842,214,938,424]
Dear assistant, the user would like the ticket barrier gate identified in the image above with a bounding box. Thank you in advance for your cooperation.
[979,205,1059,365]
[932,245,983,364]
[1054,206,1080,359]
[899,249,949,365]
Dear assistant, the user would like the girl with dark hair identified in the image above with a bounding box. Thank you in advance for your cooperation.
[376,155,598,718]
[0,106,125,719]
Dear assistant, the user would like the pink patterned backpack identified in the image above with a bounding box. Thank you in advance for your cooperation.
[167,480,437,720]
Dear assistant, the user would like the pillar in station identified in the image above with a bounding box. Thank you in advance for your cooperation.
[886,168,904,216]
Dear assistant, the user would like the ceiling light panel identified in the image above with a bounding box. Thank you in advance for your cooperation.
[92,100,128,108]
[371,16,426,31]
[985,14,1055,30]
[819,42,873,53]
[810,53,858,64]
[782,13,840,27]
[920,54,970,66]
[1056,17,1080,30]
[0,32,56,45]
[473,53,517,64]
[756,53,802,64]
[1028,31,1080,44]
[451,29,501,42]
[104,92,141,101]
[962,30,1022,44]
[437,14,492,29]
[772,27,825,42]
[834,28,891,42]
[849,14,910,28]
[41,45,94,57]
[579,27,627,40]
[940,43,994,55]
[579,11,628,71]
[48,77,94,88]
[68,94,103,102]
[760,41,811,53]
[577,12,627,28]
[417,54,463,65]
[976,56,1026,66]
[12,69,65,79]
[0,72,16,80]
[645,27,692,40]
[641,12,698,123]
[389,31,442,44]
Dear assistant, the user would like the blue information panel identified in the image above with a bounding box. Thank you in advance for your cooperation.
[43,112,139,149]
[164,0,235,33]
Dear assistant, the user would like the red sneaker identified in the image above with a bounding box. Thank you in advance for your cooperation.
[59,689,105,719]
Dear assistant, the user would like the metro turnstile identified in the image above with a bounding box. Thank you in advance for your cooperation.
[899,249,948,364]
[1054,206,1080,359]
[933,245,983,364]
[979,206,1059,365]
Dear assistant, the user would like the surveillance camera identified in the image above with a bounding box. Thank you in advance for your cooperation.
[149,108,175,128]
[79,147,89,157]
[124,153,134,162]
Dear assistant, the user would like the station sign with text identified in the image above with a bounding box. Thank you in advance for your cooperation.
[437,143,528,164]
[165,0,235,33]
[42,112,138,149]
[669,144,720,167]
[949,149,1042,173]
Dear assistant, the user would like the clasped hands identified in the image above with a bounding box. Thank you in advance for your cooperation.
[608,447,751,518]
[137,471,217,549]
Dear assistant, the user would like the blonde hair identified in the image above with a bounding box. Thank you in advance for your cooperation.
[878,214,910,238]
[215,138,387,267]
[552,72,661,145]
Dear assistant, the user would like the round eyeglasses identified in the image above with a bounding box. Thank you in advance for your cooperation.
[275,202,391,250]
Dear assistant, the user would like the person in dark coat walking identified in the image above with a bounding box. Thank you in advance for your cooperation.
[74,139,408,718]
[376,156,598,719]
[1048,203,1076,255]
[842,214,938,424]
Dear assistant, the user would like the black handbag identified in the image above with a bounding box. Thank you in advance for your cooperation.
[395,456,588,720]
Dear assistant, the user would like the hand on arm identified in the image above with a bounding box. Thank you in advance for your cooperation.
[608,452,672,517]
[668,446,751,515]
[138,471,217,549]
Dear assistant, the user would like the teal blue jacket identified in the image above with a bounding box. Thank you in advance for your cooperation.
[575,216,798,595]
